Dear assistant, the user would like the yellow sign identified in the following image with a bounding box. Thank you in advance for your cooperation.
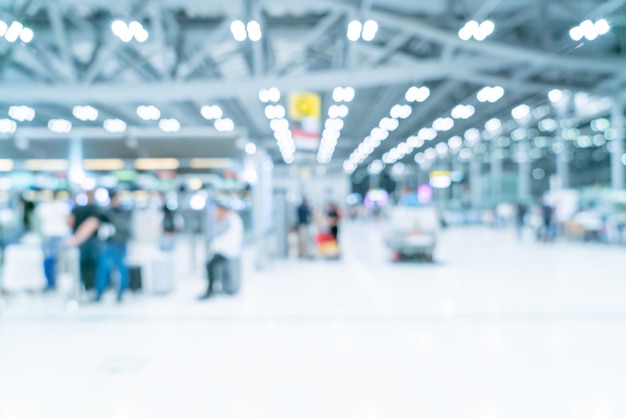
[429,171,451,179]
[289,92,321,120]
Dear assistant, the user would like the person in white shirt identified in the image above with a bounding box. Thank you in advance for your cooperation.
[35,190,71,291]
[198,200,243,300]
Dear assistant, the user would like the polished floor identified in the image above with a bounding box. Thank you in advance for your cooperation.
[1,222,625,418]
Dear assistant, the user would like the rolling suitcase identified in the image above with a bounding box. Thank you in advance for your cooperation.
[221,259,241,295]
[150,258,173,294]
[128,265,142,292]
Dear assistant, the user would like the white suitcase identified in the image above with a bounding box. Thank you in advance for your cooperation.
[3,241,46,292]
[150,258,173,294]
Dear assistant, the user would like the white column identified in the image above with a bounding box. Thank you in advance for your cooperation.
[611,98,624,190]
[470,152,482,209]
[518,137,531,201]
[555,107,569,190]
[252,148,273,270]
[490,138,502,202]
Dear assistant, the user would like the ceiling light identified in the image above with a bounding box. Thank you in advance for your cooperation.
[432,117,454,132]
[595,19,610,35]
[477,86,504,103]
[159,118,180,133]
[201,105,223,120]
[231,20,247,42]
[48,119,72,134]
[448,136,462,150]
[215,118,235,132]
[569,26,584,41]
[347,20,362,42]
[464,128,480,146]
[362,20,378,42]
[103,118,127,133]
[512,104,531,120]
[548,89,563,103]
[72,105,98,121]
[247,20,262,42]
[591,118,610,132]
[0,119,17,134]
[268,87,281,103]
[8,105,35,122]
[485,118,502,132]
[405,86,430,102]
[270,118,290,131]
[580,19,598,41]
[0,21,7,37]
[258,89,271,103]
[137,105,160,121]
[19,27,34,43]
[4,21,23,43]
[436,142,449,155]
[135,158,179,170]
[418,127,437,140]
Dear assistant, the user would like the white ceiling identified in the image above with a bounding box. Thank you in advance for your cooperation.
[0,0,624,170]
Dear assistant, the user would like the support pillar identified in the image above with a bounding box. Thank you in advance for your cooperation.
[470,152,482,209]
[518,137,531,202]
[490,139,502,203]
[252,148,273,270]
[555,108,570,190]
[611,98,624,190]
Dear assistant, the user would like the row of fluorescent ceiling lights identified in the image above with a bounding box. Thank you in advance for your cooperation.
[406,90,617,169]
[0,105,236,135]
[317,87,355,164]
[0,158,231,172]
[343,83,507,173]
[458,17,612,42]
[0,20,34,43]
[259,88,296,164]
[230,19,378,42]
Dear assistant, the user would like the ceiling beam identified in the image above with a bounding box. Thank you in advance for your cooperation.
[370,10,626,74]
[47,2,77,81]
[0,126,245,141]
[2,55,589,105]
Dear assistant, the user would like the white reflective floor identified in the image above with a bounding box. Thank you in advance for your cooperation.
[1,222,625,418]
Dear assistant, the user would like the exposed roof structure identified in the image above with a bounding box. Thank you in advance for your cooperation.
[0,0,624,171]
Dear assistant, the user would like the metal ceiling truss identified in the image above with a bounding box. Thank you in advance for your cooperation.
[0,0,624,164]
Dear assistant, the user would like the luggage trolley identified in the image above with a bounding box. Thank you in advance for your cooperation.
[384,206,440,262]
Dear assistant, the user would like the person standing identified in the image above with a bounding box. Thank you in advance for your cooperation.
[65,191,102,291]
[198,200,243,300]
[94,191,132,303]
[515,202,527,241]
[296,198,312,258]
[326,202,341,243]
[35,190,71,291]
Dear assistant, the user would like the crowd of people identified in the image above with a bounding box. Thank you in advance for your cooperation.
[2,189,245,304]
